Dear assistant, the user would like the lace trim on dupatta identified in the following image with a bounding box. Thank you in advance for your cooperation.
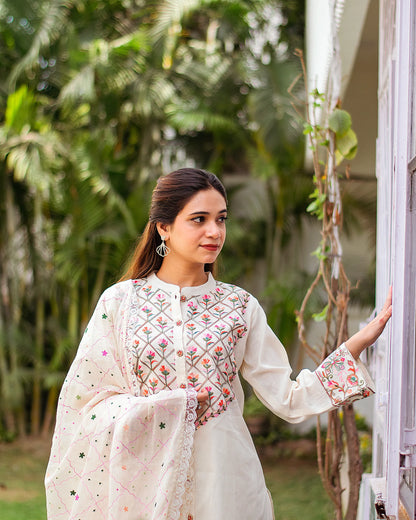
[124,280,144,396]
[170,389,197,520]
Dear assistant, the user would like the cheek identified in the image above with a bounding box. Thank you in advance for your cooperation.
[221,227,226,243]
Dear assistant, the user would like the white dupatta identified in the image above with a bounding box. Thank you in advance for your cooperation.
[45,282,197,520]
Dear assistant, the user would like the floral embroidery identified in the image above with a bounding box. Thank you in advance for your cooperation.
[316,345,374,405]
[129,278,251,427]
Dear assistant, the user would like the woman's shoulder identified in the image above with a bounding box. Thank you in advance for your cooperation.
[213,278,257,306]
[100,279,139,301]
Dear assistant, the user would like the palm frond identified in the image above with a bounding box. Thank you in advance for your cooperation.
[58,64,96,106]
[8,0,75,89]
[150,0,202,43]
[166,105,240,134]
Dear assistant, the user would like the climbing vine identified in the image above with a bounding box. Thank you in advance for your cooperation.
[290,49,363,520]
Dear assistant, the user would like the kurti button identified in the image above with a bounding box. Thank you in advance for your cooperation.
[176,320,182,326]
[180,295,186,302]
[177,350,183,357]
[180,383,186,389]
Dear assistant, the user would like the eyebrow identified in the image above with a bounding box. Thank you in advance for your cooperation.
[189,209,228,216]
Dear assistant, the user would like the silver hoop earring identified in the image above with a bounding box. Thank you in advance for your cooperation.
[156,236,170,257]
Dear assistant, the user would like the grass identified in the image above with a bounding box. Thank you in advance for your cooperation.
[0,438,49,520]
[0,438,333,520]
[263,455,333,519]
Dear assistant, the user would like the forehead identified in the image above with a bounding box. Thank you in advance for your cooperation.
[180,188,227,214]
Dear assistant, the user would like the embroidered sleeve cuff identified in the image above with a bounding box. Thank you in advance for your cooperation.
[315,344,375,406]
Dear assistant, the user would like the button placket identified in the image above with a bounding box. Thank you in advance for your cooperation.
[172,291,187,388]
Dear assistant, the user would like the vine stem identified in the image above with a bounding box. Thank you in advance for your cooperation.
[296,270,322,364]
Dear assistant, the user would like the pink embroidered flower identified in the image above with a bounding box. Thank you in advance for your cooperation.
[102,350,108,356]
[215,323,226,336]
[188,373,199,385]
[222,387,230,397]
[187,346,198,362]
[228,315,240,325]
[202,294,212,305]
[347,374,359,386]
[149,378,158,389]
[202,358,211,370]
[146,350,156,363]
[142,326,152,336]
[156,316,167,329]
[186,323,197,336]
[160,365,170,377]
[214,346,223,358]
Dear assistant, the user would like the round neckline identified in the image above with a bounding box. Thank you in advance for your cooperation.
[147,272,216,296]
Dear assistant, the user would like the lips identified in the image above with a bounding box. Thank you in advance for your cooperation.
[201,244,219,251]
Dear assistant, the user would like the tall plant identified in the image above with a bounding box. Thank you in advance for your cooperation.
[290,49,363,520]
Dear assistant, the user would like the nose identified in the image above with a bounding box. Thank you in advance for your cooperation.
[206,221,221,239]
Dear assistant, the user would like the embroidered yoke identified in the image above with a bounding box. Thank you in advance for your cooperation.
[45,273,374,520]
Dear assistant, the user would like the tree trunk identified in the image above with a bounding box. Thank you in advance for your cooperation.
[343,403,363,520]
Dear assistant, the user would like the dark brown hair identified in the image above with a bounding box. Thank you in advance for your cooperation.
[119,168,227,281]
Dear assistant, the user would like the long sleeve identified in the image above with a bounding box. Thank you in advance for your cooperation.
[45,282,197,520]
[239,296,374,423]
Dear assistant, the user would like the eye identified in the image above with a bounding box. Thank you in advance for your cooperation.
[218,215,228,223]
[191,216,205,223]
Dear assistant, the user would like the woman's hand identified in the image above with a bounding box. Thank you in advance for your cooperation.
[345,286,392,359]
[196,388,209,409]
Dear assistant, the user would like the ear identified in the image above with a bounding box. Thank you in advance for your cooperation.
[156,222,170,239]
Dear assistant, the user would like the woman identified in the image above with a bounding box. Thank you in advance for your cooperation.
[45,168,392,520]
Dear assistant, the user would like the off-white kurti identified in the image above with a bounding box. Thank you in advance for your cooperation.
[45,273,374,520]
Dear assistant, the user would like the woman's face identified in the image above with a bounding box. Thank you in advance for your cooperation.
[159,188,227,269]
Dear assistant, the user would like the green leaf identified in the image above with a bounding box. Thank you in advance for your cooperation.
[307,189,326,219]
[5,85,36,133]
[312,305,328,322]
[336,128,358,159]
[311,245,327,260]
[328,109,352,137]
[303,123,313,135]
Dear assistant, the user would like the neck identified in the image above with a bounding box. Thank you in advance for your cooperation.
[156,261,209,288]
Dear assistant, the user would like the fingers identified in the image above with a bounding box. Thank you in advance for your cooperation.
[381,285,392,312]
[380,286,392,322]
[196,388,209,403]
